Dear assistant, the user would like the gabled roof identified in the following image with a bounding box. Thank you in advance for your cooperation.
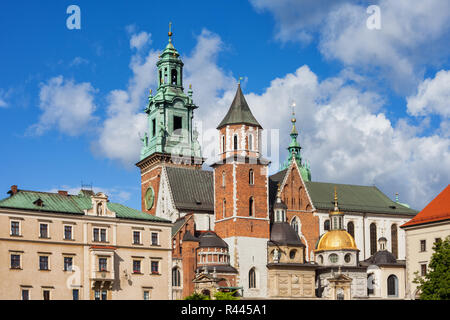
[165,167,214,212]
[401,184,450,228]
[217,84,262,129]
[268,169,417,216]
[0,189,170,223]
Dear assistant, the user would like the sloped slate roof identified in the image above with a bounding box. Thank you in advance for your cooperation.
[198,231,228,248]
[305,181,417,215]
[172,217,186,237]
[401,184,450,228]
[269,222,304,247]
[268,169,417,216]
[217,84,262,129]
[362,250,402,266]
[0,189,170,223]
[165,167,214,212]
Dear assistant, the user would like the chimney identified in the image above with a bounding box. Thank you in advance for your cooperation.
[9,185,18,196]
[58,190,68,196]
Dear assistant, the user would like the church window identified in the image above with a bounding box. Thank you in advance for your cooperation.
[329,254,338,264]
[249,197,254,216]
[387,275,398,297]
[233,135,238,150]
[324,219,330,231]
[347,221,354,239]
[291,217,299,233]
[222,171,226,187]
[344,253,351,263]
[391,224,398,259]
[298,187,302,209]
[173,116,182,132]
[221,135,225,153]
[249,169,254,185]
[222,199,226,217]
[152,118,156,137]
[367,273,375,295]
[249,268,256,288]
[172,267,181,287]
[248,133,253,151]
[171,69,177,85]
[370,223,377,256]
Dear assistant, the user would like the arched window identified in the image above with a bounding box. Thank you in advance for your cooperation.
[221,135,225,153]
[222,171,226,187]
[391,224,398,259]
[347,221,354,238]
[248,133,253,151]
[324,219,330,231]
[171,69,178,85]
[233,135,238,150]
[249,169,254,185]
[249,268,256,289]
[370,223,377,256]
[249,197,254,216]
[387,275,398,297]
[172,267,181,287]
[367,273,375,295]
[291,217,299,234]
[223,199,226,217]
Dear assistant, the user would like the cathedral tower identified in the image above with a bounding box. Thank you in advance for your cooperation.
[211,83,270,298]
[136,24,203,215]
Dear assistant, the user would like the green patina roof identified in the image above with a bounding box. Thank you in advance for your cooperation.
[304,181,418,216]
[0,189,170,223]
[217,84,262,129]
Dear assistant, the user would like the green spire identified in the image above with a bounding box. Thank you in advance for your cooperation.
[280,103,311,181]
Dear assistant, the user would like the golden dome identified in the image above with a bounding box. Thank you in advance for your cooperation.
[315,230,358,251]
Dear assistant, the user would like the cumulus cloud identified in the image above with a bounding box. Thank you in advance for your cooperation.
[31,76,97,136]
[130,31,151,50]
[250,0,450,93]
[407,69,450,118]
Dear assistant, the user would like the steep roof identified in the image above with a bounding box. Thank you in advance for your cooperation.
[0,189,170,223]
[198,231,228,248]
[165,167,214,212]
[401,184,450,228]
[268,169,417,216]
[269,222,304,247]
[217,84,262,129]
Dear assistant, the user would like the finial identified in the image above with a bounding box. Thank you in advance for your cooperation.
[291,102,297,123]
[277,182,281,194]
[168,22,173,42]
[334,186,339,210]
[149,89,152,96]
[238,76,244,85]
[395,192,399,202]
[189,84,192,89]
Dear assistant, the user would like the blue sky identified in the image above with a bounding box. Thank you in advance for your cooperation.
[1,0,449,211]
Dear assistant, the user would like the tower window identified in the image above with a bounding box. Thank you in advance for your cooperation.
[249,169,254,185]
[324,219,330,231]
[347,221,354,238]
[222,171,226,187]
[370,223,377,256]
[171,69,178,85]
[152,118,156,137]
[391,224,398,259]
[248,133,253,151]
[249,268,256,288]
[249,197,254,216]
[173,116,182,132]
[221,135,225,153]
[233,135,238,150]
[159,70,162,84]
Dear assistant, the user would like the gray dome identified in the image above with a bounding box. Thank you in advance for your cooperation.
[366,250,397,265]
[198,231,228,248]
[273,200,288,210]
[269,222,304,246]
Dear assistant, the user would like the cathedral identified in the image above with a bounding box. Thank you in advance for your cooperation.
[136,29,418,299]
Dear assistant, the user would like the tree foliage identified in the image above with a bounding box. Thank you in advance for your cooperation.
[213,290,239,300]
[413,236,450,300]
[184,292,210,300]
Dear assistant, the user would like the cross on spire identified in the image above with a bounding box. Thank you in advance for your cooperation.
[168,22,173,42]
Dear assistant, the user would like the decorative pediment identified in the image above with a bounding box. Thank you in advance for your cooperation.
[85,192,116,218]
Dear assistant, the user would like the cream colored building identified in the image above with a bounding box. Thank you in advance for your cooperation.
[0,186,172,300]
[401,185,450,299]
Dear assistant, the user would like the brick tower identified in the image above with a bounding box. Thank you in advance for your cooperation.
[211,83,270,298]
[136,24,204,219]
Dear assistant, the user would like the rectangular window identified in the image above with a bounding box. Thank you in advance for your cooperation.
[100,229,107,242]
[133,231,141,244]
[94,290,100,300]
[421,263,427,276]
[43,290,50,300]
[173,116,182,132]
[133,260,141,273]
[152,118,156,137]
[64,225,73,240]
[151,232,158,246]
[72,289,79,300]
[151,261,159,274]
[22,289,29,300]
[11,254,21,269]
[11,221,20,236]
[420,240,426,252]
[93,228,99,242]
[101,290,107,300]
[94,289,107,300]
[40,223,49,238]
[99,258,107,271]
[64,257,73,271]
[143,290,150,300]
[39,256,49,270]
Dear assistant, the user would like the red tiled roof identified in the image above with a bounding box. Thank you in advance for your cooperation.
[401,185,450,228]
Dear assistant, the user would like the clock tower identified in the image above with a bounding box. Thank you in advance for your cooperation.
[136,24,204,215]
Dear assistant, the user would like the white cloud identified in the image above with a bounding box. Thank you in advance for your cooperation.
[31,76,97,136]
[407,69,450,118]
[69,57,89,67]
[130,31,151,50]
